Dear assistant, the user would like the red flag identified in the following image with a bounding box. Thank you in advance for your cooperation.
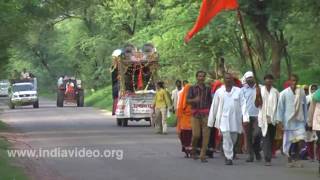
[185,0,239,43]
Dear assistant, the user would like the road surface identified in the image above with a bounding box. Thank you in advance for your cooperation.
[0,97,319,180]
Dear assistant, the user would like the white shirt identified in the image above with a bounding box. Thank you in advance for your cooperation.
[240,84,260,117]
[208,86,247,133]
[257,86,279,136]
[276,87,307,130]
[171,88,181,110]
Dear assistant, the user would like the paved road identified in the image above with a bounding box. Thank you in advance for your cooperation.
[0,97,319,180]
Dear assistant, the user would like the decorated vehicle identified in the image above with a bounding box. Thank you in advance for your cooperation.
[8,78,39,109]
[56,76,84,107]
[111,44,159,127]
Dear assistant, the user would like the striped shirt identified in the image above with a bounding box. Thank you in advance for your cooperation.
[187,84,212,116]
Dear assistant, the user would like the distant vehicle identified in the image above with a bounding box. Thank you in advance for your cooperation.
[0,80,9,97]
[111,43,159,127]
[9,78,39,109]
[56,76,84,107]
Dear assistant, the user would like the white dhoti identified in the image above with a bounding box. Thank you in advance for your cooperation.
[283,128,306,156]
[222,132,238,160]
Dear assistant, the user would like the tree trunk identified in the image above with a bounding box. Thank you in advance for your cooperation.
[252,24,284,79]
[270,40,282,78]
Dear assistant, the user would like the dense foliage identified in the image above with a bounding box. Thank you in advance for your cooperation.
[1,0,320,91]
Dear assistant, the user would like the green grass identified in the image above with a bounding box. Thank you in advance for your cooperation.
[0,120,28,180]
[0,120,8,130]
[38,89,56,100]
[84,86,113,111]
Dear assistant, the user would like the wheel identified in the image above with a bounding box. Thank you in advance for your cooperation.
[9,102,15,109]
[145,118,152,127]
[116,118,122,126]
[33,100,39,108]
[57,90,64,107]
[122,119,128,127]
[77,90,84,107]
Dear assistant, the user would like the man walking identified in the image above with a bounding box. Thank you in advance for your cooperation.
[187,71,212,162]
[172,80,182,113]
[277,74,307,168]
[255,74,279,166]
[208,73,247,165]
[240,71,262,162]
[153,81,172,134]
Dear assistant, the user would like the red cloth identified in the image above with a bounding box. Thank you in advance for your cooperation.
[234,78,242,88]
[137,68,144,90]
[306,142,315,160]
[211,80,223,94]
[65,84,74,95]
[211,78,242,95]
[185,0,239,42]
[283,80,292,89]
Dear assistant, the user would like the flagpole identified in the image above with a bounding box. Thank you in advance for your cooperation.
[237,8,262,106]
[236,8,258,82]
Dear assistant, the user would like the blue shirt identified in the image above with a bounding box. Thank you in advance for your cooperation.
[240,84,259,117]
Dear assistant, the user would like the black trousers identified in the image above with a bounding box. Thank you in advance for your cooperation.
[262,124,276,162]
[246,116,262,159]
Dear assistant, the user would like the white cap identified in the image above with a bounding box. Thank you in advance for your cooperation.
[112,49,122,57]
[244,71,254,79]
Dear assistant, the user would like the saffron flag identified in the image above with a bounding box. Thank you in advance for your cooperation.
[185,0,239,43]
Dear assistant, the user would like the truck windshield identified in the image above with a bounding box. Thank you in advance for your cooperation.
[13,84,33,92]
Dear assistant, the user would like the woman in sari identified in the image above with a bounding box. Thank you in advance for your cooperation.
[176,84,192,158]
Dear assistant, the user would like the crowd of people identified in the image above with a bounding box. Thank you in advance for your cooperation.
[152,70,320,173]
[10,68,35,82]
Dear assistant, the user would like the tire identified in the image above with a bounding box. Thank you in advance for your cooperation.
[77,90,84,107]
[33,100,39,108]
[145,118,152,127]
[122,119,128,127]
[9,102,15,109]
[57,90,64,107]
[116,118,122,126]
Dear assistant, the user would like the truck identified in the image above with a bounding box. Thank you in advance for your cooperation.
[8,78,39,109]
[56,76,84,107]
[111,44,159,127]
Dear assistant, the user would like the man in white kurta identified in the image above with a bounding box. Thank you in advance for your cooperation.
[256,74,279,166]
[208,73,248,165]
[240,71,262,162]
[171,80,182,113]
[276,74,307,168]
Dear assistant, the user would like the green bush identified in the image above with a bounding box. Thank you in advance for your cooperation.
[84,86,113,111]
